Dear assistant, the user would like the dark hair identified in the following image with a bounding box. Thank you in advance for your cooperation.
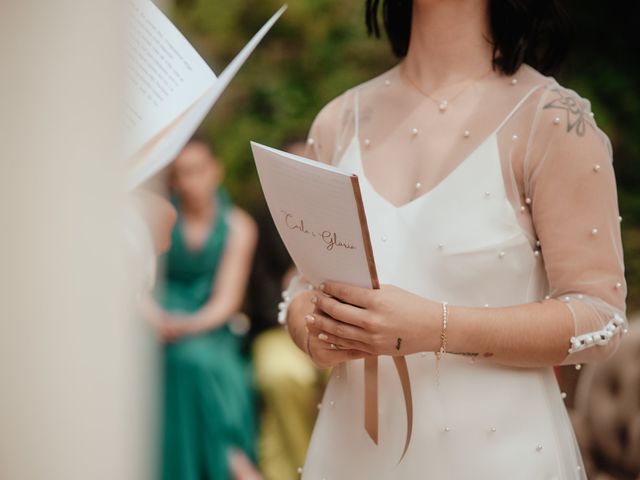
[365,0,572,75]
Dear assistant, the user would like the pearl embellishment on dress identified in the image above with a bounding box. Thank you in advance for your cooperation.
[438,243,444,249]
[317,403,322,409]
[568,313,626,354]
[512,134,518,140]
[615,282,622,289]
[297,467,303,474]
[561,392,567,399]
[525,197,532,204]
[384,79,391,86]
[553,117,560,125]
[307,137,314,145]
[511,78,518,85]
[593,164,601,172]
[536,444,543,452]
[415,182,422,189]
[443,427,451,432]
[439,100,448,112]
[412,127,419,136]
[484,191,491,198]
[490,427,497,433]
[364,138,371,147]
[520,205,526,213]
[575,364,582,370]
[498,251,505,258]
[381,235,387,242]
[463,130,470,138]
[591,228,598,235]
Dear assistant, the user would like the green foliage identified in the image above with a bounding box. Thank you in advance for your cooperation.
[170,0,639,312]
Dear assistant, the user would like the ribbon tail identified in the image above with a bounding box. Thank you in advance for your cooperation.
[393,356,413,462]
[364,356,378,445]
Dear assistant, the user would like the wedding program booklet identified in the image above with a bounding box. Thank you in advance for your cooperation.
[250,142,379,290]
[126,0,286,188]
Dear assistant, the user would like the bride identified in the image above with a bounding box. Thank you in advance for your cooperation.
[280,0,628,478]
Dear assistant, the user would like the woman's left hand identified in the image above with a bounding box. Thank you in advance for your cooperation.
[307,281,441,356]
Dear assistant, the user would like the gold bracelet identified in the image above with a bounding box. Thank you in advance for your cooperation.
[435,301,448,386]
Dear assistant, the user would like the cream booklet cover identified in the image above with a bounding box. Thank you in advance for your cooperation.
[250,141,379,289]
[126,0,286,188]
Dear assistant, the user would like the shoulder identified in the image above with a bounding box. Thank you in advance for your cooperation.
[307,67,398,162]
[228,206,257,239]
[311,67,395,130]
[518,66,612,157]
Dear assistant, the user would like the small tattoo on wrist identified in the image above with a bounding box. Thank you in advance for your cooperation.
[395,337,402,351]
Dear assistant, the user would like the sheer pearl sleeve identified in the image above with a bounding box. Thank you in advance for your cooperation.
[524,85,628,364]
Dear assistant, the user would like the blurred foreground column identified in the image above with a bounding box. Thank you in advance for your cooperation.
[0,2,155,479]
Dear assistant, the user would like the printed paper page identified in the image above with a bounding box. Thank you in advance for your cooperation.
[124,0,216,158]
[127,5,288,188]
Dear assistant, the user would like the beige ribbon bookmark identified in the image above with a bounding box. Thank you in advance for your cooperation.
[364,356,414,462]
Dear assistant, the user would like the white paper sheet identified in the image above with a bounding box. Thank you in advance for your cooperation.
[124,0,216,158]
[250,141,378,289]
[126,1,287,189]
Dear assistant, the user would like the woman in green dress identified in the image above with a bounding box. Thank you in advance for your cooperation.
[146,137,260,480]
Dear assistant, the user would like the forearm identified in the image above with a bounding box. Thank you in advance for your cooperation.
[443,298,574,368]
[191,295,241,331]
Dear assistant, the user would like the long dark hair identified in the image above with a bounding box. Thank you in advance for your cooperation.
[365,0,572,75]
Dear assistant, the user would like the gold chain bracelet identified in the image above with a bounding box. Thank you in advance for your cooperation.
[435,301,448,386]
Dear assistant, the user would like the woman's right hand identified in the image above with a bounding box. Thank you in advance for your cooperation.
[287,289,373,368]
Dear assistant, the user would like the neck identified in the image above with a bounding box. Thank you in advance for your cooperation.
[402,0,494,91]
[182,196,216,220]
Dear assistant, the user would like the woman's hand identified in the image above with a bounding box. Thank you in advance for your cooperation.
[286,288,373,368]
[305,320,373,368]
[307,282,441,356]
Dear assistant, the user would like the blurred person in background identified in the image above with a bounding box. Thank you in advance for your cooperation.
[145,136,261,480]
[246,139,327,480]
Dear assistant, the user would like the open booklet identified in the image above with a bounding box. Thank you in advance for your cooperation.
[126,0,286,189]
[250,141,379,290]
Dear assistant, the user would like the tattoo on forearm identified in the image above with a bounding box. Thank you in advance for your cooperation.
[542,88,595,137]
[449,352,494,358]
[395,337,402,351]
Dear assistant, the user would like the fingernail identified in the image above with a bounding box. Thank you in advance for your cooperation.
[304,313,315,324]
[319,283,326,291]
[310,295,318,304]
[318,333,328,341]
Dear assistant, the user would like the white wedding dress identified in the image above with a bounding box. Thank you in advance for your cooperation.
[295,64,628,479]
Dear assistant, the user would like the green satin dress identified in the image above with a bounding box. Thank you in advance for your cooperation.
[156,187,256,480]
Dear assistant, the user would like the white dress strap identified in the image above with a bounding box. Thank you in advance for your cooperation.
[493,82,549,134]
[354,87,360,138]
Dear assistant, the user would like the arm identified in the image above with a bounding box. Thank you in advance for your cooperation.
[308,86,628,368]
[187,207,258,332]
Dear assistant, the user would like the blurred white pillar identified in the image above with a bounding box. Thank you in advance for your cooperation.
[0,2,155,480]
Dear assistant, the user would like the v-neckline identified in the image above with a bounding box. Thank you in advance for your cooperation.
[340,80,550,212]
[338,131,497,212]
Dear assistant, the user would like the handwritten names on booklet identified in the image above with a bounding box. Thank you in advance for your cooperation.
[281,209,356,251]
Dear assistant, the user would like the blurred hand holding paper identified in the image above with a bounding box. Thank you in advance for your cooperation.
[126,0,286,188]
[249,141,379,290]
